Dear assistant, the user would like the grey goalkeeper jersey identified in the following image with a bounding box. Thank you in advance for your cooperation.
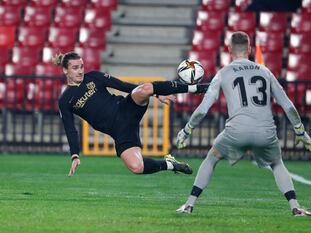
[188,58,301,130]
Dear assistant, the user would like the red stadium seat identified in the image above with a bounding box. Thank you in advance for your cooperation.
[289,33,311,54]
[220,51,231,67]
[3,78,26,110]
[54,6,83,29]
[90,0,118,10]
[0,5,22,27]
[0,26,15,48]
[30,78,61,111]
[60,0,89,8]
[4,61,35,110]
[5,63,35,76]
[11,46,41,67]
[0,47,10,74]
[192,30,221,52]
[262,52,283,78]
[29,0,58,8]
[291,13,311,33]
[256,31,284,52]
[235,0,252,11]
[23,6,53,28]
[202,0,230,11]
[83,7,112,30]
[286,53,311,81]
[189,50,217,77]
[79,27,106,49]
[1,0,28,7]
[259,12,289,32]
[301,0,311,13]
[17,26,47,48]
[48,27,78,51]
[228,11,257,34]
[75,47,102,71]
[175,93,204,113]
[196,10,226,32]
[42,46,63,64]
[35,63,63,77]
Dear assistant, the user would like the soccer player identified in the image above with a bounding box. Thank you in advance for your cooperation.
[53,51,209,177]
[175,31,311,216]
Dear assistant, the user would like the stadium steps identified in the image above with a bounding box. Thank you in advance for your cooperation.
[103,2,200,80]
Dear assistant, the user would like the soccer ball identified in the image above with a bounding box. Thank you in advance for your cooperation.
[177,59,204,85]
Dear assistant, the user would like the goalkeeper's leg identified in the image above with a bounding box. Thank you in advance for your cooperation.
[177,148,221,213]
[270,159,301,213]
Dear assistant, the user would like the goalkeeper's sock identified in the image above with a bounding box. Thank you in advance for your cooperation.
[285,190,299,210]
[186,150,219,206]
[142,157,167,174]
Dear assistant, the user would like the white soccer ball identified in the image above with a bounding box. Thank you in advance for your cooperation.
[177,59,204,85]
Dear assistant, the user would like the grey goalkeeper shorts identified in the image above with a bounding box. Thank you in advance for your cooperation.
[213,127,281,167]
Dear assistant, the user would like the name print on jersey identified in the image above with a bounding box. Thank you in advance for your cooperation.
[73,81,97,109]
[233,65,260,72]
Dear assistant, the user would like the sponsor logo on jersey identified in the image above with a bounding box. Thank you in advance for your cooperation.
[73,82,97,109]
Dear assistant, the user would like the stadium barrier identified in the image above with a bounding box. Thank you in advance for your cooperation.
[82,77,170,156]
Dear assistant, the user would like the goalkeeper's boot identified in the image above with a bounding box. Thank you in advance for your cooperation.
[176,204,193,214]
[292,207,311,217]
[164,154,193,174]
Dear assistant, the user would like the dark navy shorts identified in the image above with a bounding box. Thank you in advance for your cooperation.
[112,94,148,157]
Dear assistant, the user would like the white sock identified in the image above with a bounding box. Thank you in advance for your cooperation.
[166,160,174,170]
[188,85,197,93]
[289,199,299,210]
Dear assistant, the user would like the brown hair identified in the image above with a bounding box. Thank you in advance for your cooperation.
[52,51,81,69]
[229,31,250,55]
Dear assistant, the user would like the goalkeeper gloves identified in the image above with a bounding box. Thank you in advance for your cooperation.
[294,124,311,151]
[176,123,193,149]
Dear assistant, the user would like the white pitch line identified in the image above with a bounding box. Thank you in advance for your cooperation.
[251,161,311,186]
[289,172,311,185]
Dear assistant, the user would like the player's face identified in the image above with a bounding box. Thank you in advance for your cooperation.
[64,59,84,85]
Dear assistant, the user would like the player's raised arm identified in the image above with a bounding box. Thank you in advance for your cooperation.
[271,72,311,151]
[176,73,221,149]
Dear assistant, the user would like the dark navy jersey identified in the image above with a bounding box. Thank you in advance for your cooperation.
[58,71,138,155]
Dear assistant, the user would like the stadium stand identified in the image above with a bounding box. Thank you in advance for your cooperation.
[0,0,310,157]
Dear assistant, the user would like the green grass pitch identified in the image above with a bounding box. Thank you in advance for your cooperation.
[0,154,311,233]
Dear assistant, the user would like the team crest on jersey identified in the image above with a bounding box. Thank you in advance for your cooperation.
[86,81,96,90]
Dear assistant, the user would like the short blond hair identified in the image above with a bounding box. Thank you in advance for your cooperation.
[229,31,250,55]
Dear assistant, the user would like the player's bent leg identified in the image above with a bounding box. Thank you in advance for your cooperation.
[120,147,144,174]
[121,147,183,174]
[131,83,154,106]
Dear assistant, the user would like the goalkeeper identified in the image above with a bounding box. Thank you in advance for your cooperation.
[176,31,311,216]
[53,51,209,177]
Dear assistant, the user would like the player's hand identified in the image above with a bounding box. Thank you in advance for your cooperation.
[294,124,311,151]
[68,155,80,177]
[176,124,193,149]
[158,95,176,105]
